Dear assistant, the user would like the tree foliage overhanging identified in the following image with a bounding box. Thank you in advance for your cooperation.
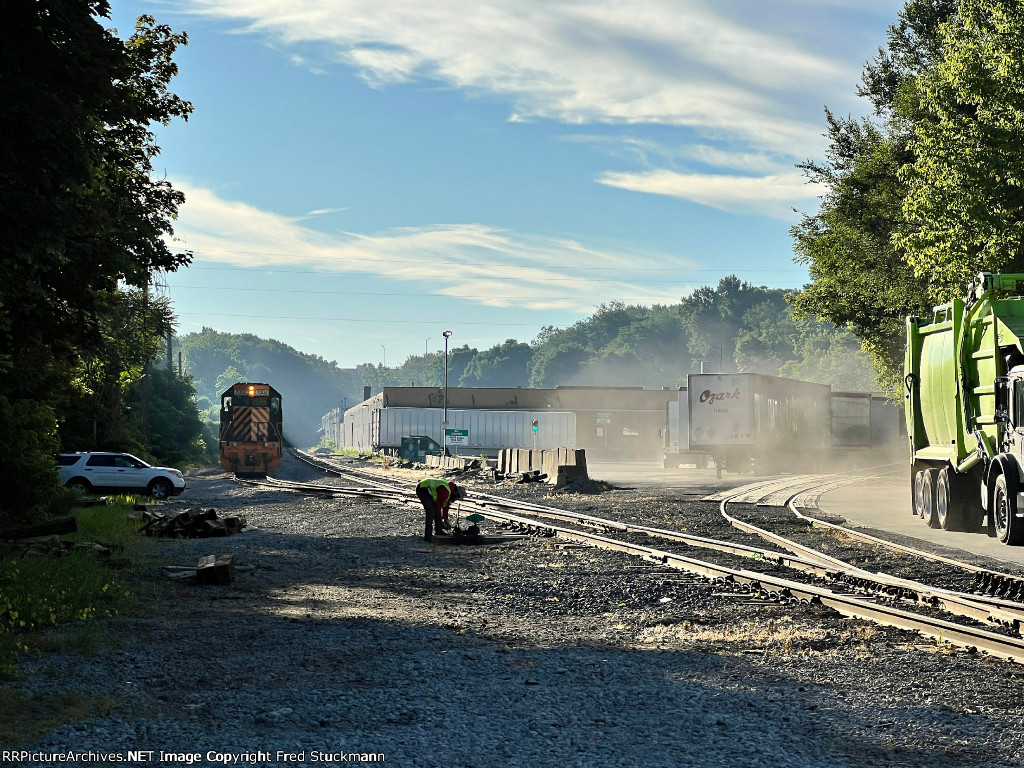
[0,2,197,527]
[792,0,1024,388]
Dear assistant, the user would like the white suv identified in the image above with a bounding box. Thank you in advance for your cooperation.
[57,452,186,500]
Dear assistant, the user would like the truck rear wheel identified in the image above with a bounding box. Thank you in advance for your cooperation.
[920,468,940,528]
[993,474,1024,545]
[936,467,969,531]
[913,470,926,517]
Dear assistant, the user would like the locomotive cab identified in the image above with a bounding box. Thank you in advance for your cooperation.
[220,382,283,476]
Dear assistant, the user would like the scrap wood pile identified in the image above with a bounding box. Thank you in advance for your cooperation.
[0,516,77,560]
[139,507,247,538]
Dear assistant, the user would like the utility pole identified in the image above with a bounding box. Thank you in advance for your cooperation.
[442,330,452,456]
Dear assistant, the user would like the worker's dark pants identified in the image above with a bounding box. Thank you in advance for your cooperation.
[417,486,439,540]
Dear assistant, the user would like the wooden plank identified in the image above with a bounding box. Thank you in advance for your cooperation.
[0,516,77,540]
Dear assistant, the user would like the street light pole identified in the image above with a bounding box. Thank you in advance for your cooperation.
[425,338,430,355]
[380,344,386,368]
[442,330,452,456]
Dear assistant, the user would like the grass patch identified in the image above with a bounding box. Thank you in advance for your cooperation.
[0,495,173,745]
[640,616,879,656]
[0,689,117,746]
[0,495,166,677]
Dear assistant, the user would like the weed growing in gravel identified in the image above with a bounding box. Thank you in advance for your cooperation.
[640,616,869,657]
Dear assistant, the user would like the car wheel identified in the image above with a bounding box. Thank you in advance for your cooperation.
[65,478,91,495]
[148,478,173,500]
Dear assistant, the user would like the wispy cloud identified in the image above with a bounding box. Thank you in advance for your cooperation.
[181,0,851,155]
[596,169,820,218]
[303,206,350,217]
[171,183,696,310]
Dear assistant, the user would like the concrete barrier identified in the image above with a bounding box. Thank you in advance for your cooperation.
[424,455,496,471]
[497,447,588,485]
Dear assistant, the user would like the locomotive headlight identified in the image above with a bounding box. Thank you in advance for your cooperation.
[248,385,255,396]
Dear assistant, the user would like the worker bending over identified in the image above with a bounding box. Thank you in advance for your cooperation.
[416,478,466,541]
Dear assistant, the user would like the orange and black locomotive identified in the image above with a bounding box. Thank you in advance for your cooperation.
[219,383,283,476]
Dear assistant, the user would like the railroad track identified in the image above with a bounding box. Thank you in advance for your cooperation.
[707,473,1024,601]
[254,450,1024,661]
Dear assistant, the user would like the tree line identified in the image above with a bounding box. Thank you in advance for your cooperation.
[178,282,877,448]
[355,277,876,394]
[0,2,199,527]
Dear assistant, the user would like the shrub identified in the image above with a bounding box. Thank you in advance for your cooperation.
[0,396,60,530]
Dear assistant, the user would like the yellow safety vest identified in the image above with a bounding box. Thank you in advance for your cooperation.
[418,478,453,502]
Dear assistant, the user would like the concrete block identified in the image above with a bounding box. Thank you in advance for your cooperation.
[551,463,589,488]
[196,554,235,585]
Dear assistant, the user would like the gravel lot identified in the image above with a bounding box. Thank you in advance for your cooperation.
[13,454,1024,767]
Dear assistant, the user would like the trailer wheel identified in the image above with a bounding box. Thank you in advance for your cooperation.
[993,474,1024,545]
[920,468,940,528]
[936,467,968,531]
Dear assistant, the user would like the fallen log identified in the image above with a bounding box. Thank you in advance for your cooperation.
[0,516,77,540]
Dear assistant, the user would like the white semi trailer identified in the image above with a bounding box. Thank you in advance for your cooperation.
[687,372,832,475]
[343,406,576,456]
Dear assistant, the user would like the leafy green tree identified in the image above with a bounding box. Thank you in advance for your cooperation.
[790,0,958,388]
[0,3,191,524]
[599,305,690,386]
[215,366,249,397]
[896,0,1024,292]
[0,397,61,527]
[734,301,799,375]
[679,276,788,373]
[780,321,879,392]
[789,113,925,388]
[0,6,191,378]
[126,369,211,466]
[394,352,445,387]
[445,344,476,388]
[528,338,591,387]
[459,340,533,387]
[61,288,176,452]
[183,328,252,396]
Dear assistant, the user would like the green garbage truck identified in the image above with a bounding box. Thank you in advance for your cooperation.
[905,272,1024,544]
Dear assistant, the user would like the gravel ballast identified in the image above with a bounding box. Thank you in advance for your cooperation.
[11,455,1024,767]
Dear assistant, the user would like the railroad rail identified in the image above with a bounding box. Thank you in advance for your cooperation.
[266,450,1024,661]
[708,474,1024,601]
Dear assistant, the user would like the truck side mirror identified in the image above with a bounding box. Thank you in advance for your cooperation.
[995,376,1010,423]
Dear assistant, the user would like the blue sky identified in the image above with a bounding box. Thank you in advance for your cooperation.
[110,0,903,370]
